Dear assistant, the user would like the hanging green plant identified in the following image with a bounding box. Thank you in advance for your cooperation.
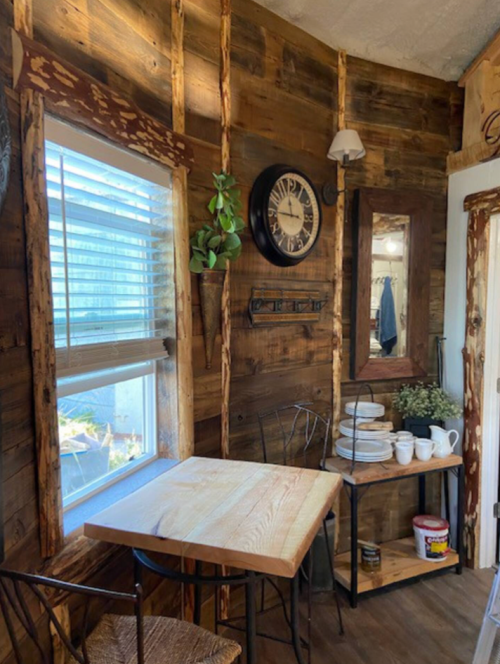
[189,172,245,273]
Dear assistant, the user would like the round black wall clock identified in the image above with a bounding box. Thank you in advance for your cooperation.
[249,164,322,267]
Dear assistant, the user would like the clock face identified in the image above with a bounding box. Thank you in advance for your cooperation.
[249,165,322,267]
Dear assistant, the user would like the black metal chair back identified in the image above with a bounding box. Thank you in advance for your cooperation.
[0,568,144,664]
[257,402,331,470]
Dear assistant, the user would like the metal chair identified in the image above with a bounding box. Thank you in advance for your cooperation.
[257,402,344,635]
[0,568,241,664]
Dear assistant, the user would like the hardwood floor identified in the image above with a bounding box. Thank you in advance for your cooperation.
[226,568,495,663]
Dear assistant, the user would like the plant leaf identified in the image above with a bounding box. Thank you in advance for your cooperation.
[216,192,225,210]
[229,246,242,261]
[189,256,204,273]
[219,214,233,233]
[208,235,222,249]
[203,224,214,232]
[215,255,228,270]
[224,233,241,250]
[208,250,217,269]
[197,231,206,249]
[192,245,206,256]
[208,195,218,214]
[233,217,246,232]
[224,174,236,188]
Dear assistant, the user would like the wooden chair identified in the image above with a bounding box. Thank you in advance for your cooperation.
[0,568,241,664]
[257,402,344,634]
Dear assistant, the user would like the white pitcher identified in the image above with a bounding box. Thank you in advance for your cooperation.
[429,425,459,458]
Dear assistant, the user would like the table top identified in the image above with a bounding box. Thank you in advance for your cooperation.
[324,454,463,486]
[84,456,342,578]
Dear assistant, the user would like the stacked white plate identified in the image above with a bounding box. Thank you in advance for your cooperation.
[345,400,385,419]
[339,419,388,440]
[336,438,393,463]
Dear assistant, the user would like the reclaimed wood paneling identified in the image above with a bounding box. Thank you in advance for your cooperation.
[0,0,461,660]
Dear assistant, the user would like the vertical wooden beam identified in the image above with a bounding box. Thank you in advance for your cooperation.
[219,0,232,621]
[220,0,231,461]
[463,207,490,568]
[331,50,346,553]
[171,0,196,622]
[21,89,64,558]
[332,50,346,443]
[14,0,33,38]
[171,0,194,461]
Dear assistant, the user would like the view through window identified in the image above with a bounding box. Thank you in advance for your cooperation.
[45,118,173,507]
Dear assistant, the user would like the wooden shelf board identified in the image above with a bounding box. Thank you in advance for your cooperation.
[334,537,459,594]
[325,454,463,485]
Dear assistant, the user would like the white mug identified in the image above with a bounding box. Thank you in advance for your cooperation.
[396,432,414,442]
[415,438,437,462]
[395,441,414,465]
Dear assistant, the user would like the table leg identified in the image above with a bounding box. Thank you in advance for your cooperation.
[350,485,358,609]
[291,569,307,664]
[456,465,465,574]
[194,560,202,626]
[245,571,257,664]
[418,474,426,514]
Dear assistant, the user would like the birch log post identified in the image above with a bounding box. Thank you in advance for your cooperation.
[220,0,231,461]
[332,50,346,552]
[220,0,231,621]
[21,89,64,558]
[462,203,491,567]
[461,186,500,566]
[171,0,196,622]
[332,49,346,445]
[13,0,33,38]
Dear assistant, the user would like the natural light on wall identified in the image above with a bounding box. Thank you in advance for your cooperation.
[44,116,174,508]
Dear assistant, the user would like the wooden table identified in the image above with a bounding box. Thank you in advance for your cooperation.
[85,456,342,663]
[325,454,464,608]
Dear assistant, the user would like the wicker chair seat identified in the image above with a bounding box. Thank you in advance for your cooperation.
[74,614,241,664]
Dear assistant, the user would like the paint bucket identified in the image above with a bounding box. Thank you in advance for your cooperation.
[413,515,450,562]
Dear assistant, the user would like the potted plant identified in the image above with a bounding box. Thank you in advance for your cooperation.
[190,172,245,369]
[393,382,462,438]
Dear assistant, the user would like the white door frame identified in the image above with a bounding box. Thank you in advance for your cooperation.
[481,214,500,569]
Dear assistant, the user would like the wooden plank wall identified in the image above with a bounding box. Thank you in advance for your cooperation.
[0,0,461,659]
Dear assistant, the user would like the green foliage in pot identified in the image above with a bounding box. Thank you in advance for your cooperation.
[189,172,245,273]
[393,382,462,421]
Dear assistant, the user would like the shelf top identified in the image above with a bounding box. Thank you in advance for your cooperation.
[325,454,463,485]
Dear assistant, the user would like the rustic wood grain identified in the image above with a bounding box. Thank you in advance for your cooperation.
[334,536,460,593]
[20,89,63,559]
[13,0,32,38]
[325,454,463,486]
[463,206,490,568]
[84,457,342,577]
[332,49,346,445]
[220,0,231,461]
[171,0,196,623]
[12,30,193,171]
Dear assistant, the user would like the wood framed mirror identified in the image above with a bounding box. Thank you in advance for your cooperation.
[350,187,432,381]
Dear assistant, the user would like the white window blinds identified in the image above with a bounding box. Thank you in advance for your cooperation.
[45,121,173,378]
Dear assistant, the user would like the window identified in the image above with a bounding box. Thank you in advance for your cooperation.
[45,117,174,508]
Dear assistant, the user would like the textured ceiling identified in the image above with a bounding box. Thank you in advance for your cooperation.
[254,0,500,80]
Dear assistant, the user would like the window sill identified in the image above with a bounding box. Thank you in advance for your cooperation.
[64,458,179,537]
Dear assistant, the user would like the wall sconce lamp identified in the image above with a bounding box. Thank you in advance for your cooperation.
[322,129,365,207]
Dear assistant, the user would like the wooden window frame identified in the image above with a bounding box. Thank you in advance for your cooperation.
[12,30,195,558]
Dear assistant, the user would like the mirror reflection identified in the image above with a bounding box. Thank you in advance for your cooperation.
[369,213,410,358]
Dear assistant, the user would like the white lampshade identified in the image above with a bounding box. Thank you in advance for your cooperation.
[327,129,366,164]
